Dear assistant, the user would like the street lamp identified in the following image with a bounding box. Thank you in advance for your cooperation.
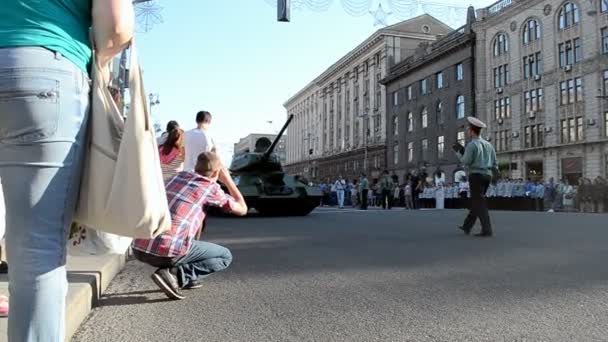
[148,93,160,116]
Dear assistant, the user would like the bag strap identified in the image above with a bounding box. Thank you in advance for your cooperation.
[126,42,151,132]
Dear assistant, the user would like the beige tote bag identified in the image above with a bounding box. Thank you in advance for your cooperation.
[74,44,171,239]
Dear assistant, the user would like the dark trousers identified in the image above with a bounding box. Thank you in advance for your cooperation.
[133,240,233,288]
[459,191,469,209]
[413,192,420,209]
[360,189,369,209]
[381,189,392,209]
[462,173,493,234]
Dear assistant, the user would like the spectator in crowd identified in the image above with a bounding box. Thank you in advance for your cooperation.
[159,127,185,182]
[458,176,470,209]
[545,178,557,212]
[157,120,180,145]
[350,179,359,207]
[534,180,545,211]
[379,170,394,210]
[591,177,604,213]
[404,180,413,210]
[0,0,134,339]
[562,179,575,212]
[184,111,217,172]
[132,152,247,300]
[393,180,401,207]
[334,176,346,209]
[359,174,369,210]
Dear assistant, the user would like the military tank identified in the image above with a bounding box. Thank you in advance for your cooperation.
[229,114,322,216]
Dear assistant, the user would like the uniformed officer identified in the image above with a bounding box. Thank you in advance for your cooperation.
[453,117,497,237]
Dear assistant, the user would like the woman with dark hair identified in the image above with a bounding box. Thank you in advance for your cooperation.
[159,128,185,182]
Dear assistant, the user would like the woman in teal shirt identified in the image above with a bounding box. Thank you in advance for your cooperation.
[0,1,133,341]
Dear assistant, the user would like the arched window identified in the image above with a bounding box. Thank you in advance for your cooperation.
[436,101,444,124]
[493,33,509,57]
[559,2,580,30]
[456,96,465,119]
[522,19,541,45]
[421,107,428,128]
[407,112,413,132]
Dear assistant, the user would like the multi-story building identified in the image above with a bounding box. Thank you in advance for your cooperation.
[284,15,452,183]
[382,8,476,183]
[233,133,287,163]
[474,0,608,183]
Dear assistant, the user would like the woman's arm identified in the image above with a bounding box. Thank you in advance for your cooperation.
[92,0,135,65]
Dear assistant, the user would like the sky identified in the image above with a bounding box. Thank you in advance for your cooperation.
[136,0,496,163]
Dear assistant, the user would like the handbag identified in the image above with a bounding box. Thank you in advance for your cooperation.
[74,43,171,239]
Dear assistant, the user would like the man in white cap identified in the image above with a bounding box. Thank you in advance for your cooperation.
[453,117,497,237]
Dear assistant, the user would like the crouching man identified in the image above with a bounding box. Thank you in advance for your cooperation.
[131,152,248,300]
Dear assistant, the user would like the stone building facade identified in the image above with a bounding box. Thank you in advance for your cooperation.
[283,15,452,183]
[382,8,477,183]
[233,133,287,164]
[474,0,608,183]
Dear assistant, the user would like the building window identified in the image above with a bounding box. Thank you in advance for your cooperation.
[457,131,465,146]
[456,95,465,119]
[393,91,399,106]
[407,112,413,132]
[493,64,509,88]
[436,101,444,124]
[421,79,428,95]
[559,39,582,68]
[493,33,509,57]
[561,116,584,143]
[495,130,510,152]
[421,139,429,161]
[523,52,542,79]
[456,63,464,81]
[522,19,541,45]
[560,78,583,104]
[602,28,608,54]
[494,97,511,119]
[437,135,445,159]
[393,116,398,137]
[436,72,444,89]
[603,0,608,12]
[407,85,413,100]
[393,145,399,165]
[524,124,544,148]
[524,89,543,112]
[408,142,414,162]
[421,107,428,128]
[603,70,608,96]
[605,112,608,137]
[559,2,580,30]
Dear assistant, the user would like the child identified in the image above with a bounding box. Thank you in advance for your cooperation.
[131,152,248,300]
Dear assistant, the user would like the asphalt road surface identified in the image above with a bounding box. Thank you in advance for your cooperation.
[73,208,608,342]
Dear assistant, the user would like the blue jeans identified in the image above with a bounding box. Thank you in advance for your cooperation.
[0,47,90,342]
[133,240,233,288]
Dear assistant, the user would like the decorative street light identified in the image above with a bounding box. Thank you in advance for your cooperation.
[148,93,160,116]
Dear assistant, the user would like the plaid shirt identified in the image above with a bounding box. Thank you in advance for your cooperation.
[132,171,235,258]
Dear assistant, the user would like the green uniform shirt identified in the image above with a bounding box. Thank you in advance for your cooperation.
[0,0,92,73]
[359,178,369,191]
[459,137,497,176]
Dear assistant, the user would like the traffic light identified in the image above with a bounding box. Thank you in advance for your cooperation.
[278,0,290,22]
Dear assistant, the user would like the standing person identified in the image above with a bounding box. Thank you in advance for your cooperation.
[334,176,346,209]
[534,180,545,212]
[545,178,556,212]
[184,111,217,172]
[458,176,470,209]
[410,171,421,209]
[404,181,413,209]
[393,180,401,207]
[157,120,180,145]
[379,170,394,209]
[359,174,369,210]
[350,179,359,208]
[159,128,185,182]
[562,179,575,212]
[0,1,133,340]
[454,117,496,237]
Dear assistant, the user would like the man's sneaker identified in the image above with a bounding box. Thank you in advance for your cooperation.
[182,280,203,290]
[151,268,185,300]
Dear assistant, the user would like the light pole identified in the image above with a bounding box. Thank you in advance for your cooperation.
[148,93,160,116]
[358,112,370,174]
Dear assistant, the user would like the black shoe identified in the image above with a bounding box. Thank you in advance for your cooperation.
[459,226,471,235]
[151,268,185,300]
[182,280,203,290]
[474,232,493,238]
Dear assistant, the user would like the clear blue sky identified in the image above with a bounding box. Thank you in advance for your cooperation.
[136,0,494,163]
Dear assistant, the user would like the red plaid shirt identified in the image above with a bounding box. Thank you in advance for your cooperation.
[132,172,235,257]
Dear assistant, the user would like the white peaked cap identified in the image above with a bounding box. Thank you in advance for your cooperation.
[467,116,487,129]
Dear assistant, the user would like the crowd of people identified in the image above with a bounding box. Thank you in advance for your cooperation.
[318,173,608,214]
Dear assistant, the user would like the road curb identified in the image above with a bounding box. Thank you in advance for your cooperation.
[0,251,129,342]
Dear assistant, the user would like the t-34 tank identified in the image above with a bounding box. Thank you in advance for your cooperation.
[229,114,321,216]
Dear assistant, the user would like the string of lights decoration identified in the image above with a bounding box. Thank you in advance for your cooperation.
[267,0,469,28]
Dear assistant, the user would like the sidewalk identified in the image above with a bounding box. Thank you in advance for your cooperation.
[0,252,128,342]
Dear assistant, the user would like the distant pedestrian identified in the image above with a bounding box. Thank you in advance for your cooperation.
[334,176,346,208]
[359,174,369,210]
[159,128,185,182]
[157,120,180,145]
[404,181,413,209]
[184,111,217,172]
[455,117,496,238]
[380,170,394,209]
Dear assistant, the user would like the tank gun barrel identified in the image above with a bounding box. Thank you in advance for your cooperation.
[263,114,294,159]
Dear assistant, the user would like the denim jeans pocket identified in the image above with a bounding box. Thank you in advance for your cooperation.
[0,74,60,144]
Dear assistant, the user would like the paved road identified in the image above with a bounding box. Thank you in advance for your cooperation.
[73,208,608,342]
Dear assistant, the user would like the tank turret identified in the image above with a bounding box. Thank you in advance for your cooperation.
[228,114,321,216]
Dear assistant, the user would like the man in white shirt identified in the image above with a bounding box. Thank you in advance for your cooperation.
[334,176,346,209]
[184,111,217,172]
